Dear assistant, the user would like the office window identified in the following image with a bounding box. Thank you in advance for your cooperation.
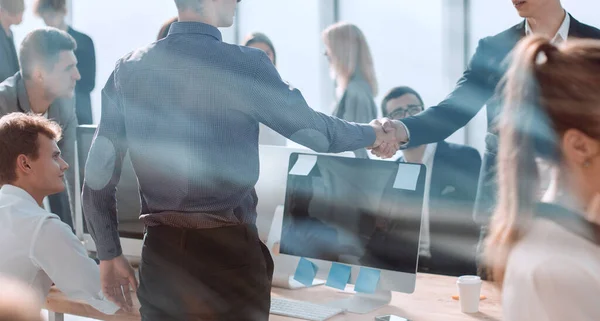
[237,0,328,113]
[12,0,46,57]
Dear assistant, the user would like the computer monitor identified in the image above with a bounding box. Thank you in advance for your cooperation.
[75,125,144,258]
[255,145,354,240]
[276,153,426,313]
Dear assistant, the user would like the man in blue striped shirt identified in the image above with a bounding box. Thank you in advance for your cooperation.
[82,0,398,319]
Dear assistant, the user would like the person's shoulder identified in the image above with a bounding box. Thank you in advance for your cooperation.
[479,21,525,48]
[68,27,93,44]
[0,74,19,112]
[571,16,600,39]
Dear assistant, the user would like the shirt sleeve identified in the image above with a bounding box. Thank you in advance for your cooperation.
[29,216,119,315]
[82,69,128,260]
[246,52,376,153]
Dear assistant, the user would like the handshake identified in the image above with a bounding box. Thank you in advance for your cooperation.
[367,118,409,159]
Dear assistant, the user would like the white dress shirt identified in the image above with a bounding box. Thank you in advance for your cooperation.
[398,143,437,258]
[0,185,118,315]
[503,217,600,320]
[525,10,570,43]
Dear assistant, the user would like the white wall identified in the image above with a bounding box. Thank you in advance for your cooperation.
[12,0,46,57]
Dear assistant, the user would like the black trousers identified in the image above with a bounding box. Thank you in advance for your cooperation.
[138,224,274,321]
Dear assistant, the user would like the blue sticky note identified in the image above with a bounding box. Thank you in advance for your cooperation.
[355,267,381,294]
[293,258,318,287]
[326,263,352,290]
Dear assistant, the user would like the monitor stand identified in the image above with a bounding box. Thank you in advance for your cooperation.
[271,274,326,290]
[325,289,392,314]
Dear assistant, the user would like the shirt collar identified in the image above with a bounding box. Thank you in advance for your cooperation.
[0,184,39,206]
[167,22,223,42]
[525,11,570,43]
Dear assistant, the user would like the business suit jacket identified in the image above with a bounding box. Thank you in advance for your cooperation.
[333,73,377,158]
[400,15,600,222]
[0,27,19,83]
[68,26,96,125]
[399,141,482,276]
[0,72,78,228]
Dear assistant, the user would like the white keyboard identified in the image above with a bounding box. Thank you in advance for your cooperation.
[270,297,344,321]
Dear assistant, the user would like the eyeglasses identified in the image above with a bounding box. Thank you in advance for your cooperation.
[387,105,423,120]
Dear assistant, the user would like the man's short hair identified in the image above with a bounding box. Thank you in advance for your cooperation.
[0,0,25,14]
[380,86,425,117]
[33,0,66,15]
[173,0,203,12]
[0,113,62,184]
[19,28,76,79]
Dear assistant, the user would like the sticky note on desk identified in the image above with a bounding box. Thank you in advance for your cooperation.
[355,267,381,294]
[293,257,318,287]
[393,163,421,191]
[326,263,352,290]
[289,155,317,176]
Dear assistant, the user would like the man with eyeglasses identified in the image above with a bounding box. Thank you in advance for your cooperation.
[381,86,482,276]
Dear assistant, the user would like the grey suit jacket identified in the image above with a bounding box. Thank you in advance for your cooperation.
[0,72,78,216]
[0,28,19,83]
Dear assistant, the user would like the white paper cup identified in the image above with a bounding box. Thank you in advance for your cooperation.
[456,275,482,313]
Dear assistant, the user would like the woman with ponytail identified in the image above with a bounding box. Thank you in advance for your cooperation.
[485,35,600,320]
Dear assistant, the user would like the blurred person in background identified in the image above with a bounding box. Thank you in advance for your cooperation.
[34,0,96,125]
[485,36,600,320]
[323,22,378,158]
[0,0,24,82]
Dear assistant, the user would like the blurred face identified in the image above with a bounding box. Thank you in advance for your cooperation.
[22,134,68,197]
[42,50,80,100]
[39,10,66,29]
[0,9,24,26]
[249,42,275,65]
[512,0,553,18]
[385,94,424,120]
[215,0,239,28]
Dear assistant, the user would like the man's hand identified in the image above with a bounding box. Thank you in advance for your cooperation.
[99,255,138,312]
[368,118,398,158]
[369,118,407,158]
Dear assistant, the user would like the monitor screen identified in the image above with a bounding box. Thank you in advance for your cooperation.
[281,153,426,274]
[77,125,144,239]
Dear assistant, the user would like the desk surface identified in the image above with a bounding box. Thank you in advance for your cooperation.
[45,273,501,321]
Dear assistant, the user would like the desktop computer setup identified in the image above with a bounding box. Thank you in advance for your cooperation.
[75,125,426,321]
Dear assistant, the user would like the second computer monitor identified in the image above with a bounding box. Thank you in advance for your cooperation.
[279,153,426,293]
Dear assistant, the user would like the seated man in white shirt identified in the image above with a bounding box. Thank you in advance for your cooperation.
[0,113,119,314]
[381,86,482,276]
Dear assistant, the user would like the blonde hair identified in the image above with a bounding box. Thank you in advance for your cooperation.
[0,277,43,321]
[485,35,600,287]
[322,22,378,96]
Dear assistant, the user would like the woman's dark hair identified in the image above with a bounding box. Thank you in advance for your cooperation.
[243,32,277,65]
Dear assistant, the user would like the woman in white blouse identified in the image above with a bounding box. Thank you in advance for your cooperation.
[484,35,600,320]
